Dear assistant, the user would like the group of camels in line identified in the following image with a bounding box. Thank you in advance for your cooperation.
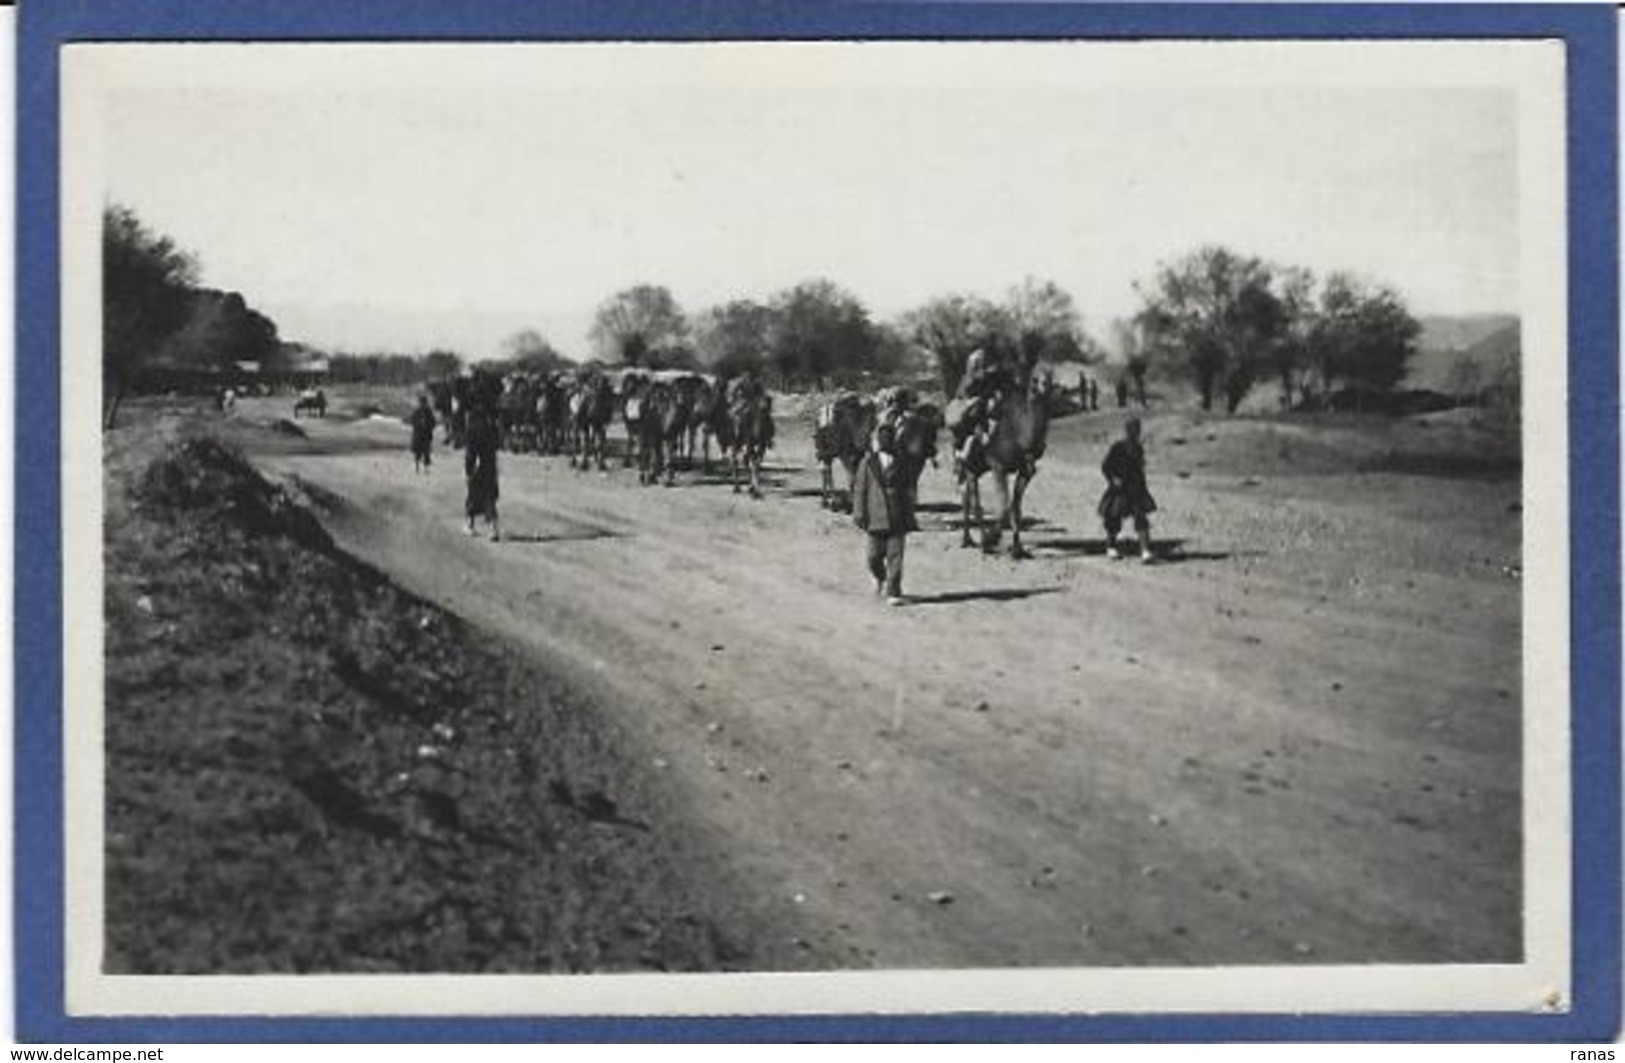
[423,361,1055,557]
[429,368,777,498]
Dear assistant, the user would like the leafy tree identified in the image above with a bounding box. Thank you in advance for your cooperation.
[589,285,688,366]
[420,349,464,380]
[693,299,772,379]
[158,288,280,371]
[496,329,569,374]
[644,342,702,372]
[1308,273,1420,395]
[863,323,917,384]
[766,279,875,391]
[103,205,198,427]
[1270,266,1318,407]
[1135,245,1288,413]
[901,293,1011,397]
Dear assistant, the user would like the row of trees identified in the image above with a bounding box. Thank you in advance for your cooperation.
[326,350,461,387]
[104,205,288,427]
[1129,245,1423,413]
[108,203,1427,423]
[580,257,1421,414]
[583,277,1097,394]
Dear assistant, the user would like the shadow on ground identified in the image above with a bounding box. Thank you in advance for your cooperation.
[902,586,1065,607]
[1026,537,1253,564]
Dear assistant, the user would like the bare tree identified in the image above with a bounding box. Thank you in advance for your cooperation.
[901,293,1011,397]
[1005,276,1088,370]
[1109,317,1150,407]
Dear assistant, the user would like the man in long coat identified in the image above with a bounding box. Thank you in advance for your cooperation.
[464,405,501,540]
[853,422,917,605]
[1098,416,1156,563]
[409,394,437,473]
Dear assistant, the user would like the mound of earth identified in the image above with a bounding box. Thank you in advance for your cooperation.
[104,425,783,973]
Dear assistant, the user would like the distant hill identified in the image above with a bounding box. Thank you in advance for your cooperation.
[1408,314,1520,391]
[1417,314,1519,354]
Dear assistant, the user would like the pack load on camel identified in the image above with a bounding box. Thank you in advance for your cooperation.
[816,387,938,513]
[814,392,877,512]
[568,371,615,471]
[945,348,1021,468]
[948,349,1055,558]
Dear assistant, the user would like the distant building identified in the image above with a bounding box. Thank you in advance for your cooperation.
[272,343,331,390]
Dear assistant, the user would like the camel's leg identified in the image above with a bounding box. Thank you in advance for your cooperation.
[961,475,977,548]
[820,461,833,509]
[1009,469,1033,560]
[983,470,1009,553]
[749,450,762,499]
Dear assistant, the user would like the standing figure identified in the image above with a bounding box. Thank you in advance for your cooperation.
[464,406,502,540]
[1088,377,1100,412]
[409,394,437,473]
[1098,416,1157,563]
[852,422,916,605]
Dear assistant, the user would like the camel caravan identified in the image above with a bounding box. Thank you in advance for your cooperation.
[408,339,1078,573]
[815,348,1053,559]
[425,365,782,497]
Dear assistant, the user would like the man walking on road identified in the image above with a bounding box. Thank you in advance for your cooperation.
[1098,416,1157,563]
[464,404,502,541]
[853,422,916,606]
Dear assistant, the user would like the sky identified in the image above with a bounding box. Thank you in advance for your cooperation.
[85,42,1534,361]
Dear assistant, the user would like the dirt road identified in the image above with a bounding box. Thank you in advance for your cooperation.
[240,398,1522,968]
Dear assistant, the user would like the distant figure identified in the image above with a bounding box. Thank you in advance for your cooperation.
[1114,377,1129,409]
[1098,416,1157,564]
[294,387,327,418]
[464,406,501,540]
[409,394,437,474]
[852,422,916,605]
[218,387,237,415]
[1088,377,1100,412]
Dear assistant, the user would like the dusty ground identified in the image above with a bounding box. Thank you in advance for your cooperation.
[196,389,1524,969]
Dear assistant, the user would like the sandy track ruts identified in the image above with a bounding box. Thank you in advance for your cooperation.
[245,406,1521,969]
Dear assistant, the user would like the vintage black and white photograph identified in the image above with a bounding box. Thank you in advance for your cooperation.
[62,40,1569,1016]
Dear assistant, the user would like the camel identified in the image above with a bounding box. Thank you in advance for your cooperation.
[814,393,878,512]
[535,374,572,456]
[958,372,1053,559]
[670,375,717,469]
[628,380,689,487]
[726,386,775,498]
[619,372,651,470]
[497,375,537,453]
[568,373,615,471]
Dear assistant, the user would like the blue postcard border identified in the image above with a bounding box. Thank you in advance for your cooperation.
[15,1,1620,1043]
